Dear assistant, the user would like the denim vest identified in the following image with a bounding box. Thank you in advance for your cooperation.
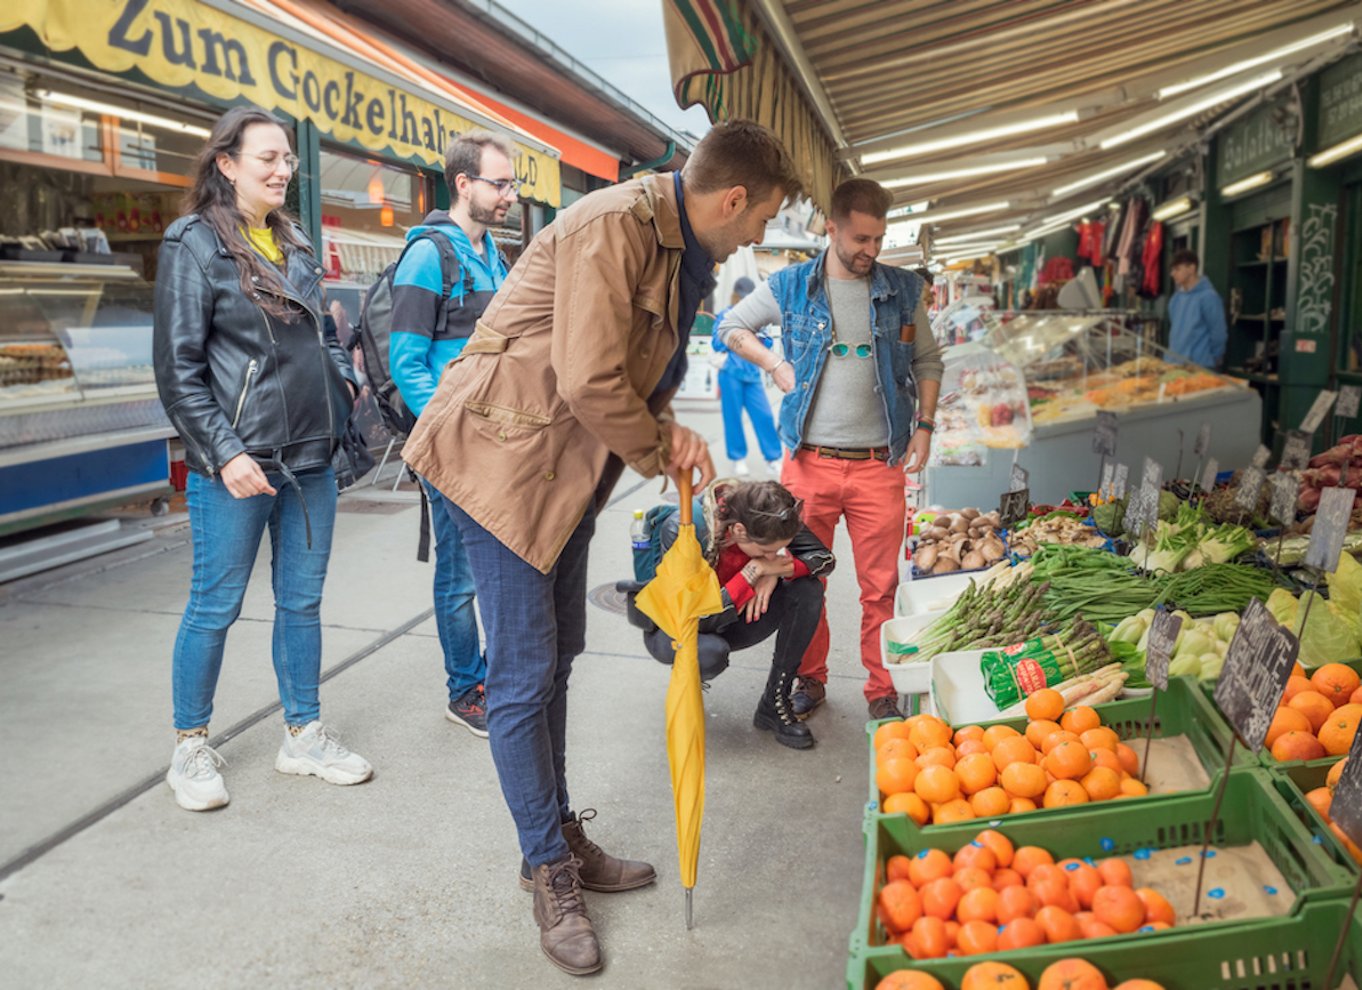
[768,254,924,463]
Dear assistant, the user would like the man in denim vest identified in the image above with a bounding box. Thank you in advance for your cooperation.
[717,178,944,720]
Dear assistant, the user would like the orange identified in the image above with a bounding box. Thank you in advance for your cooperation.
[1080,766,1123,802]
[955,919,1000,956]
[944,919,961,948]
[1009,796,1039,814]
[1112,982,1167,990]
[1269,730,1327,763]
[1044,779,1090,808]
[1046,740,1095,780]
[904,915,950,960]
[993,735,1040,772]
[1331,822,1362,865]
[1353,684,1362,705]
[1282,675,1314,704]
[998,916,1047,951]
[1134,887,1176,926]
[1311,662,1362,706]
[1306,786,1333,819]
[1115,743,1141,776]
[954,724,986,746]
[957,886,1000,924]
[909,848,954,887]
[1026,688,1066,722]
[993,868,1024,890]
[915,764,961,804]
[1012,845,1055,878]
[1080,727,1121,753]
[886,854,913,883]
[1043,729,1083,755]
[954,841,999,875]
[961,961,1027,990]
[957,753,999,794]
[957,739,989,758]
[1264,706,1313,748]
[970,787,1012,818]
[1319,704,1362,756]
[1096,858,1134,888]
[1034,904,1080,943]
[1061,705,1102,734]
[1065,862,1103,909]
[1092,884,1147,933]
[877,757,919,796]
[1027,863,1065,889]
[873,972,945,990]
[879,879,923,932]
[917,746,959,770]
[1037,958,1108,990]
[975,828,1016,868]
[877,737,921,766]
[997,883,1039,922]
[1328,757,1349,790]
[1027,718,1063,750]
[1292,661,1306,677]
[1288,691,1336,733]
[910,716,954,752]
[1076,914,1119,939]
[873,719,913,750]
[920,876,964,920]
[1091,748,1124,774]
[884,792,931,825]
[982,724,1024,751]
[934,799,977,824]
[955,867,994,891]
[1001,762,1048,799]
[1118,777,1149,798]
[1031,875,1079,913]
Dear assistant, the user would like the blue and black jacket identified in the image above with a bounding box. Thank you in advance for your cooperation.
[389,210,509,417]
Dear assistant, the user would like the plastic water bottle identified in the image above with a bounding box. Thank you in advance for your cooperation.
[630,509,651,582]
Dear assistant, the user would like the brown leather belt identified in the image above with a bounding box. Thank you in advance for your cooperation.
[799,443,890,461]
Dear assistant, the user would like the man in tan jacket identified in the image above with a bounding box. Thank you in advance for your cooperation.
[403,120,800,976]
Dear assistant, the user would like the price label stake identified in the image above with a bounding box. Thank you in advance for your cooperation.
[999,487,1030,528]
[1279,430,1311,472]
[1323,733,1362,990]
[1192,423,1212,493]
[1268,473,1297,566]
[1301,389,1339,434]
[1251,444,1272,469]
[1337,384,1361,420]
[1141,608,1182,783]
[1234,465,1266,524]
[1199,599,1299,915]
[1092,411,1118,457]
[1113,462,1129,501]
[1099,461,1114,500]
[1298,486,1357,638]
[1010,462,1029,493]
[1199,456,1219,499]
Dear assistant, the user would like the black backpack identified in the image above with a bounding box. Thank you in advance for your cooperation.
[356,229,473,439]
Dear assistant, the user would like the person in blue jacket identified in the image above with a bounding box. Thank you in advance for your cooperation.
[711,276,784,476]
[389,130,514,738]
[1167,249,1227,368]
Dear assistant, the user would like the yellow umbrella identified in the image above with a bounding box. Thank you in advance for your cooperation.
[634,473,724,928]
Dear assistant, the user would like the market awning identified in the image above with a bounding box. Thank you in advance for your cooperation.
[667,0,1361,236]
[321,226,408,281]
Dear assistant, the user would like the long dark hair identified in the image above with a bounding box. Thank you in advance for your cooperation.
[183,106,308,321]
[718,481,803,545]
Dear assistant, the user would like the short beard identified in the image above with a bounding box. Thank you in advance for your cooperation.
[468,200,504,226]
[835,244,871,274]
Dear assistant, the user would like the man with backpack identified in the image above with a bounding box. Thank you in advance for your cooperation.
[386,130,516,737]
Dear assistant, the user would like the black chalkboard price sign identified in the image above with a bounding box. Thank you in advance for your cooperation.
[1000,487,1030,528]
[1194,423,1212,457]
[1234,465,1266,514]
[1010,462,1029,493]
[1269,472,1297,527]
[1323,731,1362,990]
[1212,598,1300,752]
[1280,430,1312,472]
[1199,456,1219,495]
[1112,462,1129,500]
[1092,412,1118,457]
[1337,385,1361,420]
[1144,609,1182,692]
[1305,486,1356,573]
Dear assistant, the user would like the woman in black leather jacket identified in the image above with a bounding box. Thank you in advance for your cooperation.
[153,106,371,812]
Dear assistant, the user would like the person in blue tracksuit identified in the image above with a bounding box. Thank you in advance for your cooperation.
[1167,248,1227,369]
[390,130,514,738]
[711,276,783,476]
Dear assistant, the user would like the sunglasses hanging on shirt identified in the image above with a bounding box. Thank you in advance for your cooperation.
[829,342,872,359]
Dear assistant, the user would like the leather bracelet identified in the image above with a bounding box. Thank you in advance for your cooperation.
[769,358,791,374]
[916,419,936,433]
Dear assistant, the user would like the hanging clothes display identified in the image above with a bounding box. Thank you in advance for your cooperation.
[1139,220,1164,298]
[1103,202,1127,261]
[1077,220,1106,267]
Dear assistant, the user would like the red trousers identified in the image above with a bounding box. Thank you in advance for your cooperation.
[781,449,904,701]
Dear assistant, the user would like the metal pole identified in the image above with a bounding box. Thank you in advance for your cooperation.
[1193,737,1237,916]
[1140,688,1159,785]
[1323,872,1362,990]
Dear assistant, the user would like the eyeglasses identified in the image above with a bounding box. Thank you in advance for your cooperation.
[236,151,300,173]
[467,174,521,198]
[830,342,873,359]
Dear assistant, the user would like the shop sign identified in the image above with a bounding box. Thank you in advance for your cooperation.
[1319,53,1362,151]
[1,0,562,206]
[1217,99,1295,185]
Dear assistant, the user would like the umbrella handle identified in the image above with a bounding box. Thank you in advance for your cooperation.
[678,472,693,526]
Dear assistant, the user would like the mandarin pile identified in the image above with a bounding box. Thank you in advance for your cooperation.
[876,828,1178,960]
[875,961,1167,990]
[1264,662,1362,762]
[875,690,1146,825]
[1299,756,1362,864]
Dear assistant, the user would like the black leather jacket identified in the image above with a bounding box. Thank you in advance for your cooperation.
[153,215,358,477]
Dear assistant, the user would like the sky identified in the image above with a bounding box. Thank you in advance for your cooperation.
[493,0,712,141]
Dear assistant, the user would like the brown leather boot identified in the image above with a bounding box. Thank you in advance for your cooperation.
[518,809,657,892]
[532,855,602,976]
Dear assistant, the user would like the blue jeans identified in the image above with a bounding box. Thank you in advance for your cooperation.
[421,479,486,701]
[444,498,594,867]
[172,467,337,730]
[719,372,782,462]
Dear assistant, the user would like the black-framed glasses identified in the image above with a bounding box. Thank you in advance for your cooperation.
[830,342,872,359]
[468,174,521,198]
[236,151,300,173]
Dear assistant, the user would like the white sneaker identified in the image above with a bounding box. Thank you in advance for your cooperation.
[275,721,373,785]
[766,460,783,477]
[731,459,750,477]
[166,736,229,811]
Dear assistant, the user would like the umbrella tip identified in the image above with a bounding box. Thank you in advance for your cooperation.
[685,888,693,930]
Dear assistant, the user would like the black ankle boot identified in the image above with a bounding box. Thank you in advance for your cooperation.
[753,670,815,749]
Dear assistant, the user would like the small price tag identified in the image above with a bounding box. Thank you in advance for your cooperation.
[1337,385,1362,420]
[1010,462,1029,493]
[1200,456,1220,494]
[1092,412,1118,457]
[1144,609,1182,691]
[1280,430,1311,472]
[1234,465,1266,513]
[1252,445,1272,469]
[1112,462,1129,500]
[1330,733,1362,848]
[1000,487,1031,527]
[1301,390,1339,434]
[1269,472,1297,526]
[1213,598,1300,752]
[1099,461,1114,498]
[1194,423,1212,457]
[1305,486,1356,572]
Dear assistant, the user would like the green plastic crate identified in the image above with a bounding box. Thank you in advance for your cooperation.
[850,770,1357,989]
[851,897,1362,990]
[1251,658,1362,771]
[1269,759,1359,878]
[866,676,1254,833]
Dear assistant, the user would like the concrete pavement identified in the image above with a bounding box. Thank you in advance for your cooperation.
[0,402,886,989]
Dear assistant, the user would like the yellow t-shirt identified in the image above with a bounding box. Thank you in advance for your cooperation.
[242,225,283,264]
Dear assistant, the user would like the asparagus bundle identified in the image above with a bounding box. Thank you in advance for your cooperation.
[979,617,1114,709]
[904,577,1060,662]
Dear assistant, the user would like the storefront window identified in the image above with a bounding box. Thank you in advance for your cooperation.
[319,146,432,290]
